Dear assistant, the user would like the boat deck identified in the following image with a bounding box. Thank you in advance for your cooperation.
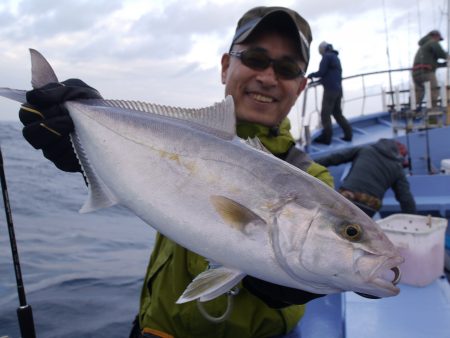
[295,277,450,338]
[305,112,397,160]
[381,174,450,218]
[344,277,450,338]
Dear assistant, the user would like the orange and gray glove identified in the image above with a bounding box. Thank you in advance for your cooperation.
[19,79,102,172]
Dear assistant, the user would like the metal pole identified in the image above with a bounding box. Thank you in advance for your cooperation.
[382,0,395,108]
[404,114,413,175]
[423,82,433,174]
[447,0,450,125]
[0,147,36,338]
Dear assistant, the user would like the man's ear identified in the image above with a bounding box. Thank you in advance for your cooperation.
[296,77,307,96]
[221,53,230,84]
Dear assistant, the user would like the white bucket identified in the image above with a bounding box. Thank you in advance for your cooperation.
[441,159,450,174]
[377,214,448,287]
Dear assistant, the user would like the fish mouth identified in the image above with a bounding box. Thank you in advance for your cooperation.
[356,266,401,299]
[390,266,401,285]
[372,256,403,284]
[355,254,404,298]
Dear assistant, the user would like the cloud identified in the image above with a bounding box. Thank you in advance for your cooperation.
[0,0,446,126]
[1,0,121,39]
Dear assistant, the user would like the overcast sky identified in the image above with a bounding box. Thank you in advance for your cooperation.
[0,0,448,135]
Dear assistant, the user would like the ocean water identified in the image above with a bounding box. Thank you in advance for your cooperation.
[0,121,156,338]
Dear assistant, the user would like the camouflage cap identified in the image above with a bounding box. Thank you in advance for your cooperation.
[230,6,312,67]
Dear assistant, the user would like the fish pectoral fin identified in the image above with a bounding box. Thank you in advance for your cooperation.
[176,266,245,304]
[244,137,272,155]
[210,195,267,231]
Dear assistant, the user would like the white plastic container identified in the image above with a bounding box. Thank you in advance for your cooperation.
[377,214,448,287]
[441,159,450,174]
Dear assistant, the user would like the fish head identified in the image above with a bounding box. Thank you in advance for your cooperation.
[274,197,404,298]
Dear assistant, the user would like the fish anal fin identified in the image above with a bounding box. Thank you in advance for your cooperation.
[70,132,119,213]
[176,266,245,304]
[210,195,267,231]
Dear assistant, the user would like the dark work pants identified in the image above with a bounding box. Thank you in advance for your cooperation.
[318,89,352,143]
[129,316,141,338]
[412,70,439,108]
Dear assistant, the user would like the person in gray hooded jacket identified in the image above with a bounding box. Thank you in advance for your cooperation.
[315,138,417,217]
[412,30,449,108]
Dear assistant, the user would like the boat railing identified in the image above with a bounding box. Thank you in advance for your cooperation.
[296,65,450,146]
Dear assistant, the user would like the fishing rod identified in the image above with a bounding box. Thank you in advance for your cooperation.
[423,82,434,174]
[0,146,37,338]
[404,118,413,175]
[424,112,433,174]
[405,85,415,175]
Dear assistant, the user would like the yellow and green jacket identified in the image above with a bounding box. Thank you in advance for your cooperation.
[138,119,333,338]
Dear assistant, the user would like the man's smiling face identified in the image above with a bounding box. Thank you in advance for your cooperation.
[221,30,307,127]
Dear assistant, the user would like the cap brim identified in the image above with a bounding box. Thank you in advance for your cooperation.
[232,10,309,64]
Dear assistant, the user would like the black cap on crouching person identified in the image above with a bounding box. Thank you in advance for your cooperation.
[230,6,312,68]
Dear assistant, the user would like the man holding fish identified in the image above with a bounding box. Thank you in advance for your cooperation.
[13,6,403,338]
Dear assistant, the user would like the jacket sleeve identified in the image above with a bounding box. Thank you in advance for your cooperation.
[283,146,334,188]
[306,162,334,188]
[315,146,361,167]
[391,174,417,214]
[308,54,331,79]
[432,41,449,60]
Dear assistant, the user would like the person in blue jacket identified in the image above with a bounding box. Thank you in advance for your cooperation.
[308,41,352,145]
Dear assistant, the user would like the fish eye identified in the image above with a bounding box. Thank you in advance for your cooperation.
[342,223,362,241]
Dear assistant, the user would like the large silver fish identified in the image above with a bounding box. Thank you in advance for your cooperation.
[0,49,403,303]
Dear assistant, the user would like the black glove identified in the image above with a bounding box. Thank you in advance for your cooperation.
[19,79,102,172]
[307,73,314,79]
[243,276,325,309]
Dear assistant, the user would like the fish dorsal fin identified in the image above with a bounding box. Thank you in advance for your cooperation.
[210,195,267,231]
[176,266,245,303]
[101,95,236,140]
[243,137,272,154]
[30,48,59,88]
[26,49,236,138]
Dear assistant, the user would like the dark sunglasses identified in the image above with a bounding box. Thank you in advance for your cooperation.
[229,48,305,80]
